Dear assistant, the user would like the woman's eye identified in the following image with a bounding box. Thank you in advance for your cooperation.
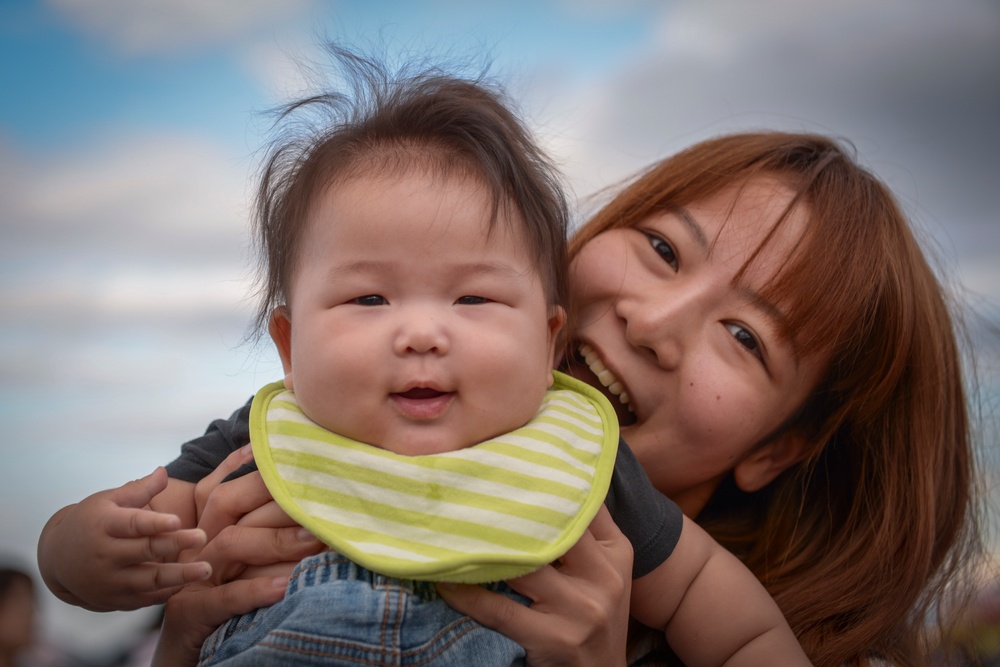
[643,232,678,271]
[456,295,489,305]
[353,295,387,306]
[725,323,763,362]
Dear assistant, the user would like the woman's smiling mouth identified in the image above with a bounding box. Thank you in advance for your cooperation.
[575,343,636,425]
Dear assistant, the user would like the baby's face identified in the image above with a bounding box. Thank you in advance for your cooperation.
[272,169,563,455]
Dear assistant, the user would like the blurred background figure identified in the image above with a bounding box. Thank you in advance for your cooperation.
[0,567,36,667]
[0,565,86,667]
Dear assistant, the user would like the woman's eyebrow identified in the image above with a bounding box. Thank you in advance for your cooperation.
[674,207,709,251]
[673,206,799,365]
[739,286,800,366]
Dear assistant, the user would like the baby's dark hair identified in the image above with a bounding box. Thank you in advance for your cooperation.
[250,45,569,337]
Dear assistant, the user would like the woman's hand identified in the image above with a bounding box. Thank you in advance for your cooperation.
[438,505,634,667]
[182,446,323,583]
[156,515,322,666]
[152,447,325,666]
[152,571,287,666]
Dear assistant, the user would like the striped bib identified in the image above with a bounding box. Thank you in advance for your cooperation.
[249,371,618,583]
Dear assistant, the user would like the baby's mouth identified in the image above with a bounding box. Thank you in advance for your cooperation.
[390,386,454,419]
[574,344,636,426]
[397,387,446,400]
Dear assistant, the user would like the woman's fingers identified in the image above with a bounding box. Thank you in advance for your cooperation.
[197,470,275,542]
[193,445,254,524]
[508,506,631,605]
[116,561,211,600]
[556,505,633,573]
[236,499,298,528]
[196,525,323,585]
[437,580,539,634]
[153,576,288,667]
[439,506,633,667]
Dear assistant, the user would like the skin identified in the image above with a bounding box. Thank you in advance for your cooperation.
[269,169,564,455]
[163,175,821,665]
[565,178,825,514]
[440,177,829,662]
[46,175,826,665]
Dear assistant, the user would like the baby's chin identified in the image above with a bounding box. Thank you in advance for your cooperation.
[351,423,520,457]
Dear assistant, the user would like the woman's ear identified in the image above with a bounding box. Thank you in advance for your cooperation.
[268,307,294,389]
[733,432,807,493]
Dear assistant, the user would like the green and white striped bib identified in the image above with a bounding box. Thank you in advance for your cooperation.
[250,371,618,584]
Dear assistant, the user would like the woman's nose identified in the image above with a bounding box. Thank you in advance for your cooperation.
[616,288,696,370]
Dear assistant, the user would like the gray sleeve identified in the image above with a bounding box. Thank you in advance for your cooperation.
[164,399,256,483]
[604,438,683,579]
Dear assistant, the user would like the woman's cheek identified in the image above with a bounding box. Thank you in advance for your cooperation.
[569,232,629,302]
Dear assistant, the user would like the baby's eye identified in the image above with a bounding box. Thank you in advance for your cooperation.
[642,232,678,271]
[456,295,490,305]
[353,295,387,306]
[725,323,763,362]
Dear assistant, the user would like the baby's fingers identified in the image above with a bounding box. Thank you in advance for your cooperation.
[108,561,213,610]
[105,506,183,539]
[127,528,208,564]
[194,445,254,522]
[136,561,212,591]
[108,467,171,510]
[99,520,207,569]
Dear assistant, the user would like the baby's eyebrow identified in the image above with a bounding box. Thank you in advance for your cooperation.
[324,260,389,281]
[453,261,527,278]
[326,260,527,281]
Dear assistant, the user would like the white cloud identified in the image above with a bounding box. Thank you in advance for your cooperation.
[649,0,999,64]
[0,133,259,390]
[47,0,318,56]
[239,35,331,106]
[1,133,250,264]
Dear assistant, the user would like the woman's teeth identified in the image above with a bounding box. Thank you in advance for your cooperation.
[579,344,632,412]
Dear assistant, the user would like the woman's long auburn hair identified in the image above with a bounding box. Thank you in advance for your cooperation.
[569,133,981,666]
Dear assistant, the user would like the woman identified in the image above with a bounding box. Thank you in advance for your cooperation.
[156,132,980,666]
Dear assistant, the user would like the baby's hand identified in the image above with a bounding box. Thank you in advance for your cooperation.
[37,467,211,611]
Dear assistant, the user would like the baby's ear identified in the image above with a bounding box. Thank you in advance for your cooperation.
[546,306,567,382]
[268,307,294,387]
[732,432,806,493]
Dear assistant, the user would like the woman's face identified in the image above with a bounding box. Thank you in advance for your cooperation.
[566,177,826,516]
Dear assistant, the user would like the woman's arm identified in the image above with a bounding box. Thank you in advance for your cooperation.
[438,505,634,667]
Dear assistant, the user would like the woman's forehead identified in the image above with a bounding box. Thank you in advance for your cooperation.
[680,178,809,271]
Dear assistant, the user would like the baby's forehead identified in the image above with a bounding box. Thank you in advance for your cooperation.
[298,144,563,301]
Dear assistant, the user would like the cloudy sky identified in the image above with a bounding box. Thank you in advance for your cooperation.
[2,0,998,659]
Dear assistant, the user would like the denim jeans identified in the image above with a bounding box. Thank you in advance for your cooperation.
[199,551,527,666]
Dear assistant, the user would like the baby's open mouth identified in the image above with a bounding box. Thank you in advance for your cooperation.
[571,344,636,426]
[390,386,454,419]
[396,387,447,400]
